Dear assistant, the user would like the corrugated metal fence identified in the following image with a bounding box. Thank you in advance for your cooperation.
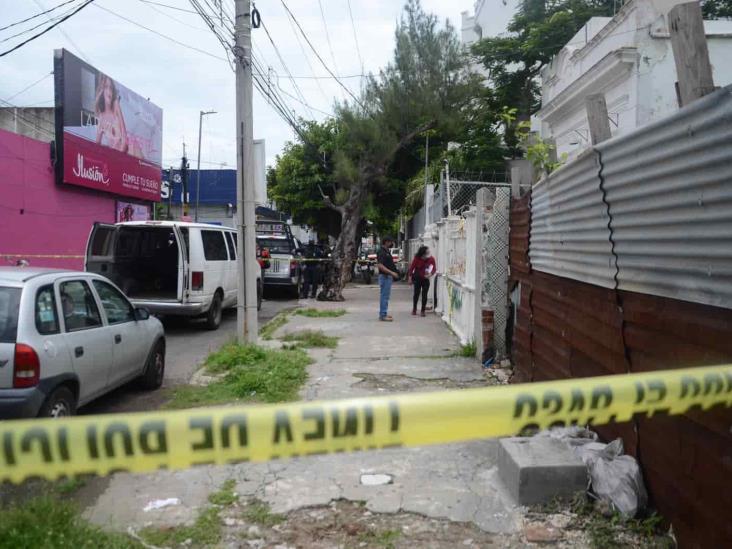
[530,85,732,310]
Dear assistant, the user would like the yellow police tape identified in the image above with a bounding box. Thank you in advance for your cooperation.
[1,365,730,483]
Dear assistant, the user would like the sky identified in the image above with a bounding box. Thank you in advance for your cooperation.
[0,0,481,170]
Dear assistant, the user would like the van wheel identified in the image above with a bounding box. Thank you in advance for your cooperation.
[139,340,165,390]
[206,292,223,330]
[39,386,76,418]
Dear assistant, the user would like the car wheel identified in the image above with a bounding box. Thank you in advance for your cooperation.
[206,292,223,330]
[363,271,372,285]
[139,340,165,390]
[38,386,76,418]
[257,280,263,311]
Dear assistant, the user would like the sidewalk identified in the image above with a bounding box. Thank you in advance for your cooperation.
[84,283,522,544]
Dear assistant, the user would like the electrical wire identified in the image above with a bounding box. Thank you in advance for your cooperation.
[138,0,212,32]
[93,3,229,62]
[139,0,199,15]
[318,0,340,76]
[4,72,53,103]
[278,0,362,108]
[0,0,80,32]
[33,0,93,64]
[0,1,85,44]
[345,0,364,76]
[0,0,95,58]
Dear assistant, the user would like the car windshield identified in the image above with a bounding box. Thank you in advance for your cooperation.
[257,238,293,255]
[0,287,21,343]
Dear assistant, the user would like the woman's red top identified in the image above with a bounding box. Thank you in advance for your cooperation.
[408,255,436,279]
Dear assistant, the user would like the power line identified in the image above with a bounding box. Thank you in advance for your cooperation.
[33,0,93,64]
[0,0,79,32]
[318,0,340,76]
[1,1,83,44]
[346,0,364,76]
[139,0,199,15]
[275,78,333,118]
[0,0,95,58]
[4,72,53,102]
[93,3,229,62]
[138,0,212,31]
[278,0,362,107]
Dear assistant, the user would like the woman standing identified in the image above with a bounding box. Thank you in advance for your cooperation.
[408,245,436,317]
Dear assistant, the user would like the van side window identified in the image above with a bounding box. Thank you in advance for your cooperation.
[35,285,60,335]
[225,232,237,260]
[201,230,228,261]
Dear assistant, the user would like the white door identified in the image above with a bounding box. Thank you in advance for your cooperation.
[224,231,238,306]
[91,279,148,385]
[199,229,229,303]
[58,279,113,403]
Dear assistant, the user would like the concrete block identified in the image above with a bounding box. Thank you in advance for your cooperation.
[497,437,587,506]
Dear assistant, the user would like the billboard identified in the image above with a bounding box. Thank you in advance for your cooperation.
[54,49,162,202]
[116,201,150,222]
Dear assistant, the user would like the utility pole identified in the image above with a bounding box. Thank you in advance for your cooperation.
[181,153,189,219]
[234,0,258,343]
[444,159,452,217]
[195,110,216,222]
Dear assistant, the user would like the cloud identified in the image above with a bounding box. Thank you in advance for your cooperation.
[0,0,475,169]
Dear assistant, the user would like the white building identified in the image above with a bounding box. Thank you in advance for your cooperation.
[534,0,732,161]
[461,0,520,46]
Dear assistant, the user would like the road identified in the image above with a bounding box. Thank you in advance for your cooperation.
[80,291,295,415]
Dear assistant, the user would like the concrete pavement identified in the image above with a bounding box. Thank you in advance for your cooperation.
[84,283,522,537]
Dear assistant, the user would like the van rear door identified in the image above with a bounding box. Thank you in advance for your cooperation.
[85,223,119,276]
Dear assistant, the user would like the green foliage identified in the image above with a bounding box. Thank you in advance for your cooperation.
[166,344,311,408]
[0,497,141,549]
[259,309,293,340]
[242,500,285,527]
[702,0,732,19]
[55,476,87,495]
[472,0,618,155]
[357,528,401,548]
[294,308,346,318]
[457,341,477,357]
[208,479,238,506]
[140,506,222,548]
[282,330,339,348]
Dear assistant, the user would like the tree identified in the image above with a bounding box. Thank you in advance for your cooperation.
[471,0,617,154]
[269,0,475,301]
[702,0,732,19]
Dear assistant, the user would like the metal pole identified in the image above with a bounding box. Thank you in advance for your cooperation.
[445,160,452,216]
[234,0,258,343]
[195,110,216,222]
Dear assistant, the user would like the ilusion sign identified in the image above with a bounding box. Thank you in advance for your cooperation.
[53,49,162,202]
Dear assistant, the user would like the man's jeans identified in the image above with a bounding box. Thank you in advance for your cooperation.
[379,274,393,318]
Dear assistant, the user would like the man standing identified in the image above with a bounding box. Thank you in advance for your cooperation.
[376,236,399,321]
[301,238,322,299]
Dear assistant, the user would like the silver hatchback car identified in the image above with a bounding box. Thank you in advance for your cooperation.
[0,268,165,418]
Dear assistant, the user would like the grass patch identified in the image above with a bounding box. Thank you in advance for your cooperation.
[282,329,339,348]
[0,497,141,549]
[55,476,87,495]
[166,344,311,409]
[140,506,221,548]
[357,528,400,548]
[294,308,346,318]
[456,340,476,357]
[242,500,284,527]
[259,310,293,340]
[208,479,238,506]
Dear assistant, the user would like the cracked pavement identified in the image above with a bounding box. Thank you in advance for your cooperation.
[83,283,522,537]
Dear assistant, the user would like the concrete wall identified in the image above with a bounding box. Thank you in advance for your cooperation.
[461,0,520,45]
[535,0,732,160]
[0,128,115,270]
[0,107,55,143]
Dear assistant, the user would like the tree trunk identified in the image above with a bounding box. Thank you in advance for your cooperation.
[318,181,366,301]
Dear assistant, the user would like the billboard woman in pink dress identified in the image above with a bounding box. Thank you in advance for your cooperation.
[95,74,128,154]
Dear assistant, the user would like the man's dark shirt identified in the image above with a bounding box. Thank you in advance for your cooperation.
[377,246,396,273]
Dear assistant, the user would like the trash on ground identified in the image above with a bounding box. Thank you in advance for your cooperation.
[143,498,181,512]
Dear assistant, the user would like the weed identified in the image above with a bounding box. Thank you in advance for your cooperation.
[456,340,476,357]
[55,476,87,495]
[294,308,346,318]
[282,329,339,348]
[259,310,294,340]
[208,479,238,506]
[166,343,311,409]
[0,497,141,549]
[357,528,400,548]
[242,500,284,527]
[140,506,221,548]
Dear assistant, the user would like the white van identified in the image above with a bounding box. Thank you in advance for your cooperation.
[86,221,262,329]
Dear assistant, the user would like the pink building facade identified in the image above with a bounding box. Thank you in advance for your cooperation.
[0,127,116,270]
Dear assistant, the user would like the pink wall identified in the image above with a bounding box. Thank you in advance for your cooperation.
[0,127,115,270]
